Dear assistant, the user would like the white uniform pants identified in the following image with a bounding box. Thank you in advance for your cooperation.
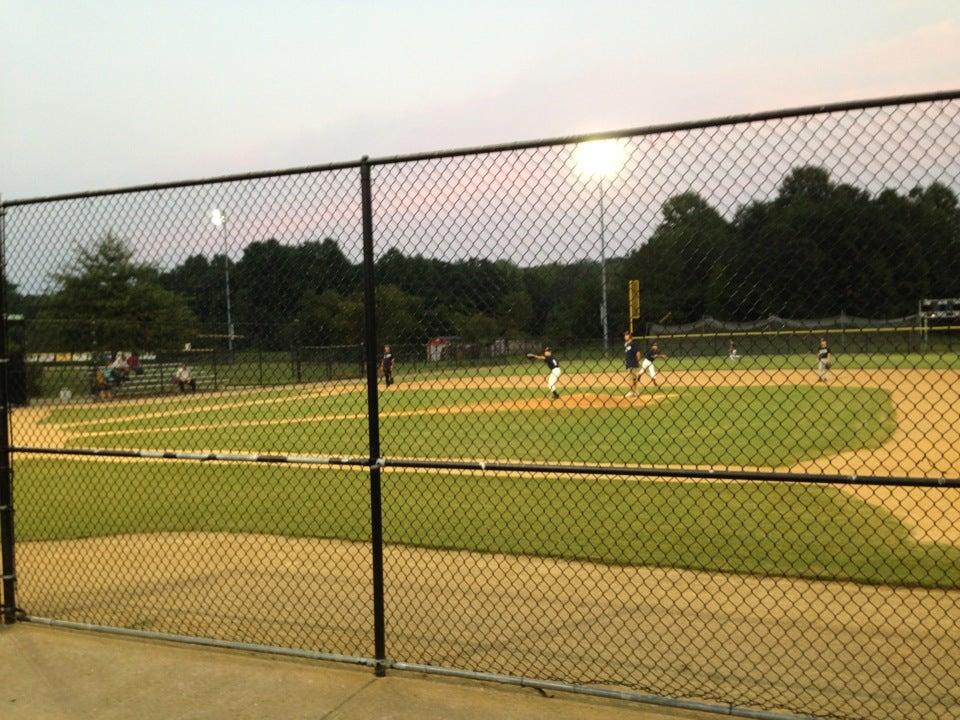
[640,358,657,379]
[548,367,562,392]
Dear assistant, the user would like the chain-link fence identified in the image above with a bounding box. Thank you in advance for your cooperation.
[3,91,960,719]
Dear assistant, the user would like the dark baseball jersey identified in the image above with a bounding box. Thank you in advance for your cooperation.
[818,347,829,362]
[544,355,559,370]
[382,352,394,371]
[645,345,659,362]
[625,339,640,368]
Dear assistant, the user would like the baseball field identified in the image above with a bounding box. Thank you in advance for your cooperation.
[10,358,960,718]
[11,360,960,586]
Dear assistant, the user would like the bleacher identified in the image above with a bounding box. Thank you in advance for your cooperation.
[103,364,217,398]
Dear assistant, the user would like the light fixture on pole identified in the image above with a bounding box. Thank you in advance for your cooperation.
[210,208,234,353]
[574,139,626,356]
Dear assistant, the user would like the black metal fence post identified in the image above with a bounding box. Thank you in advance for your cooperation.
[211,341,219,391]
[360,158,387,676]
[294,319,303,384]
[257,327,264,386]
[0,200,18,624]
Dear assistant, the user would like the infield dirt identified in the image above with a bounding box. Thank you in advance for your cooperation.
[15,533,960,719]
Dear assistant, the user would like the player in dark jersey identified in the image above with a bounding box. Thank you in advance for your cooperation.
[528,346,562,399]
[380,345,395,387]
[623,330,642,397]
[816,338,829,383]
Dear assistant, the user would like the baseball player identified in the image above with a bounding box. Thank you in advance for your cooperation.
[624,330,642,397]
[728,339,740,363]
[527,346,562,399]
[380,344,395,387]
[640,340,667,388]
[816,338,830,383]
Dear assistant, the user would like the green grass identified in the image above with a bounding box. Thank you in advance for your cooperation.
[39,381,368,426]
[15,374,933,589]
[382,385,894,466]
[61,384,896,469]
[26,348,960,400]
[13,457,960,589]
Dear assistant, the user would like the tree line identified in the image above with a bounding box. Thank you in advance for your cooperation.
[12,166,960,354]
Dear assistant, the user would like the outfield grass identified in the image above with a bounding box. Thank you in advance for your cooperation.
[27,349,960,401]
[40,383,339,425]
[52,384,896,469]
[13,457,959,589]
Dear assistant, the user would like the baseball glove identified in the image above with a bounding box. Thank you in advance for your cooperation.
[525,353,538,360]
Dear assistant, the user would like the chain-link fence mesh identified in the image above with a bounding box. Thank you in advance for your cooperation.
[2,92,960,719]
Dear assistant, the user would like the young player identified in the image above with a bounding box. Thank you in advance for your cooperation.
[816,338,830,383]
[728,340,740,363]
[624,330,642,397]
[527,346,562,399]
[380,344,395,387]
[640,340,667,388]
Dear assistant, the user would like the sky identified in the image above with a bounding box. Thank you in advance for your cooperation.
[2,1,959,201]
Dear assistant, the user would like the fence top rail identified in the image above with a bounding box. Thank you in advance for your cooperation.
[3,88,959,208]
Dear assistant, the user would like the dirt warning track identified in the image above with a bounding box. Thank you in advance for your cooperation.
[16,533,960,720]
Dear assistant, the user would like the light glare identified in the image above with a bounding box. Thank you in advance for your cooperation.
[574,139,626,178]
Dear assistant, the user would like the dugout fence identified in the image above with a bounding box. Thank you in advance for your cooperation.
[3,90,960,720]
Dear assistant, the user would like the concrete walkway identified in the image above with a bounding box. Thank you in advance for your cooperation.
[1,623,715,720]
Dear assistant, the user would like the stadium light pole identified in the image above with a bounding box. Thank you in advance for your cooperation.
[210,208,234,353]
[574,140,625,356]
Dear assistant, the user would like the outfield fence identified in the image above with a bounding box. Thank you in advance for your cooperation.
[3,91,960,719]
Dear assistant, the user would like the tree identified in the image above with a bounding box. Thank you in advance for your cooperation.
[227,237,360,350]
[38,234,197,352]
[376,284,425,343]
[452,311,499,343]
[496,289,534,337]
[295,238,358,294]
[297,289,345,346]
[623,192,735,323]
[160,253,230,328]
[232,239,304,349]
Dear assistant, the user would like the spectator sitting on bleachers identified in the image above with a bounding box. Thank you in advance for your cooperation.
[127,351,144,375]
[93,368,111,400]
[174,364,197,393]
[109,351,130,382]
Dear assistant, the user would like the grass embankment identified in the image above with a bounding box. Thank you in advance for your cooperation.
[14,457,959,588]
